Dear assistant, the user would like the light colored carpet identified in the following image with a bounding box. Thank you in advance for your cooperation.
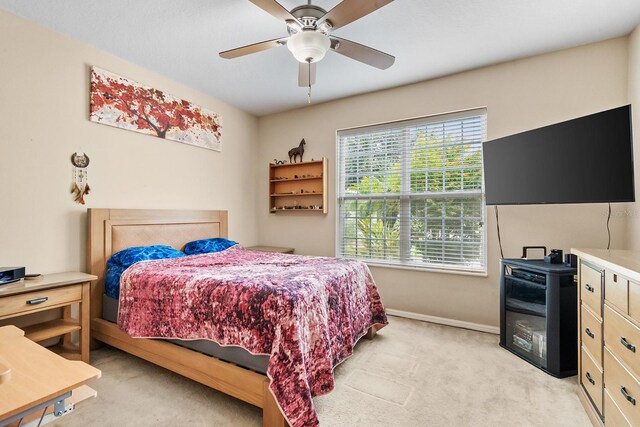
[52,316,591,426]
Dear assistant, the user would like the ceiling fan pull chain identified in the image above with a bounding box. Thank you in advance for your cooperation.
[308,60,312,104]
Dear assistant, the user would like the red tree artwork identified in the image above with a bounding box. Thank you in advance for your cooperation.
[90,67,222,151]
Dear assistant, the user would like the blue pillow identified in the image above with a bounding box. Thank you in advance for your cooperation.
[184,238,237,255]
[108,245,185,268]
[105,245,185,299]
[105,264,127,299]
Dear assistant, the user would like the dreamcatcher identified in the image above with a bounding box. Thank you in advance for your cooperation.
[70,152,91,204]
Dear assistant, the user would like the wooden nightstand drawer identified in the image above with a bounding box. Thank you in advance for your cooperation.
[605,305,640,378]
[581,262,603,318]
[606,271,629,314]
[582,304,603,366]
[0,284,82,319]
[582,346,604,414]
[605,347,640,426]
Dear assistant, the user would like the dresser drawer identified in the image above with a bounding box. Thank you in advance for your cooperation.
[629,280,640,325]
[0,285,82,319]
[605,347,640,426]
[582,346,604,414]
[606,271,629,314]
[581,304,603,366]
[605,387,633,427]
[581,262,603,318]
[605,305,640,377]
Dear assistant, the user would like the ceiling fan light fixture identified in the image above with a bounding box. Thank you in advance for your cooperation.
[287,30,330,63]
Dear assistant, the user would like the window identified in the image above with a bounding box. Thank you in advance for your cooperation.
[336,109,487,273]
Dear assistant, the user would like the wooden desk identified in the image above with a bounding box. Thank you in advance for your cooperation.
[0,272,96,363]
[0,325,101,425]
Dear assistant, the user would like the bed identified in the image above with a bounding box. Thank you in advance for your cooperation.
[87,208,386,427]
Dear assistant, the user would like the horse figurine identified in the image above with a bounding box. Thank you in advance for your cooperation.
[288,139,306,163]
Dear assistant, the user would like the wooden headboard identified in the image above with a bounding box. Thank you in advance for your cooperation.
[87,208,228,322]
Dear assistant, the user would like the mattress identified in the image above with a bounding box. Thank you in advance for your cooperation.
[102,294,269,374]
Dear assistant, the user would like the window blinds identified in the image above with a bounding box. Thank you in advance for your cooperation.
[337,109,487,272]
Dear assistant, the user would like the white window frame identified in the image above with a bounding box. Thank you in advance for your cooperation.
[335,108,487,275]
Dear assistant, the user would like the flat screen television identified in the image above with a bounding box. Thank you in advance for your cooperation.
[483,105,634,205]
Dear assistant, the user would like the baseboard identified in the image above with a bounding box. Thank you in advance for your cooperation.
[385,308,500,335]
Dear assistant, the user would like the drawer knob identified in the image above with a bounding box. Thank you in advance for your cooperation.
[621,336,637,353]
[585,372,595,385]
[585,328,595,339]
[584,284,594,293]
[26,297,48,305]
[621,386,636,405]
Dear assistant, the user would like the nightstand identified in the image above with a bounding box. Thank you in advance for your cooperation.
[247,246,295,254]
[0,272,96,363]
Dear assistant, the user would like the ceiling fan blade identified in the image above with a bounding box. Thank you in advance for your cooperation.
[298,62,317,87]
[249,0,301,24]
[330,36,394,69]
[317,0,395,31]
[219,37,287,59]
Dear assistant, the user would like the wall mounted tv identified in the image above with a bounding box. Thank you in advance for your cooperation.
[483,105,634,205]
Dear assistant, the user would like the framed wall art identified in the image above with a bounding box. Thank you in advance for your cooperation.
[90,66,222,151]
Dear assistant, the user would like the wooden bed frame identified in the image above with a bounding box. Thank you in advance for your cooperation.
[87,208,287,427]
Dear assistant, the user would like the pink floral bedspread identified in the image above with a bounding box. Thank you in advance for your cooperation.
[117,245,388,427]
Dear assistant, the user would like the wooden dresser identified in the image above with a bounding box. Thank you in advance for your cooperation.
[573,248,640,426]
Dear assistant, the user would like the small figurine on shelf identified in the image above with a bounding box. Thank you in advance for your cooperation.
[273,159,286,165]
[288,139,306,163]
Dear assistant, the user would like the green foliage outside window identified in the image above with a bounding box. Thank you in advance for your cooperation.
[341,127,484,268]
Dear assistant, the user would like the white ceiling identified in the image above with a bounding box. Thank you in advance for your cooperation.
[2,0,640,116]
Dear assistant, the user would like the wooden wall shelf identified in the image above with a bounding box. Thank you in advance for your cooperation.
[270,176,322,183]
[270,193,323,197]
[269,158,327,214]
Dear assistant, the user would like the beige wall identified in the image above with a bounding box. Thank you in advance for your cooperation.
[257,38,630,327]
[627,24,640,249]
[0,7,633,329]
[0,10,259,274]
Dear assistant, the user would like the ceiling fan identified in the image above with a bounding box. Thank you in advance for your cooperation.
[219,0,396,99]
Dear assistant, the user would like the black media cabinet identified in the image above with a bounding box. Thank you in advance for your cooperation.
[499,258,577,378]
